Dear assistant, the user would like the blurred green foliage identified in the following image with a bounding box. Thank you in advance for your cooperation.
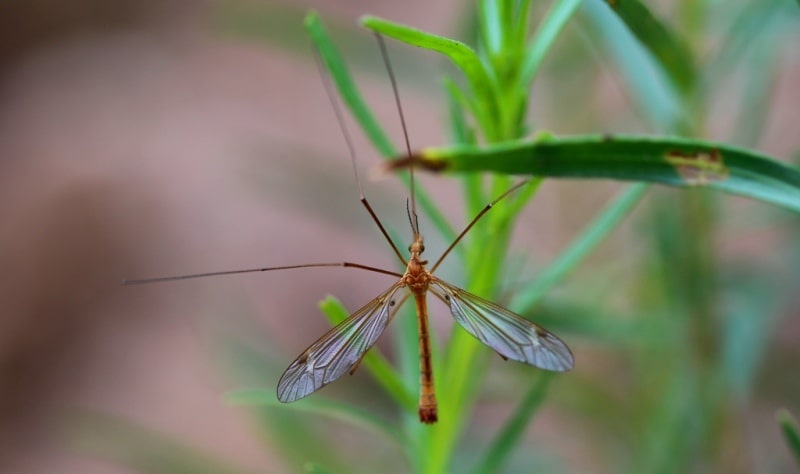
[79,0,800,473]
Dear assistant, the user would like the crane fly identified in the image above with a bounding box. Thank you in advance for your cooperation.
[124,34,574,424]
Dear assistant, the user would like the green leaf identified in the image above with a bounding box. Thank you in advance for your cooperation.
[392,135,800,213]
[512,0,534,49]
[600,0,695,93]
[478,0,503,56]
[318,296,417,412]
[708,0,793,84]
[731,44,779,148]
[228,389,407,447]
[580,0,686,132]
[304,11,457,244]
[719,277,782,399]
[443,78,476,147]
[777,409,800,467]
[360,15,494,101]
[443,77,484,217]
[360,15,502,140]
[520,0,583,88]
[305,11,395,158]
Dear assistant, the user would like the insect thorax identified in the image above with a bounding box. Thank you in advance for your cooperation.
[403,258,431,293]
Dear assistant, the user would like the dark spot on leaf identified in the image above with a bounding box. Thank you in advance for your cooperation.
[665,148,728,185]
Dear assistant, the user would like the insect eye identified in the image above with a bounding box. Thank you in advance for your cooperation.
[419,244,425,252]
[408,244,413,252]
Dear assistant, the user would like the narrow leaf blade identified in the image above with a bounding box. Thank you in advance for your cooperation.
[228,389,407,447]
[778,409,800,468]
[600,0,695,93]
[394,135,800,213]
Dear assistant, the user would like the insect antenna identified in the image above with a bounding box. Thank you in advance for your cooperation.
[374,33,419,238]
[312,44,406,265]
[122,262,403,285]
[122,45,424,287]
[405,198,415,235]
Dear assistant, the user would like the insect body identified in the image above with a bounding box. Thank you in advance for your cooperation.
[275,209,574,424]
[125,33,574,424]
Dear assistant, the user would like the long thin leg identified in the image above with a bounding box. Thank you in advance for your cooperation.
[312,46,407,266]
[122,261,403,285]
[431,180,530,273]
[374,33,418,239]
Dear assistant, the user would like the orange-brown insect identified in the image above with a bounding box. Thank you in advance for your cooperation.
[271,185,573,423]
[125,35,573,423]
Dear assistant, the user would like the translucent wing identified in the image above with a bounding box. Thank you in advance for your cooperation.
[277,283,405,403]
[431,279,574,372]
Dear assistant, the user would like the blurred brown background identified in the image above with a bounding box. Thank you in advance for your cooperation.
[1,0,798,473]
[0,1,463,472]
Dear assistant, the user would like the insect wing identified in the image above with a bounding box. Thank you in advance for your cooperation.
[277,283,404,403]
[431,280,574,372]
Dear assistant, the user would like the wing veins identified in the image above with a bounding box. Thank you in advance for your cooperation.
[431,279,574,372]
[277,282,406,402]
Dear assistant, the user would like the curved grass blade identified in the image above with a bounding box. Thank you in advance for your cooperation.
[731,45,779,148]
[599,0,695,93]
[304,11,456,244]
[228,389,408,448]
[306,11,394,157]
[708,0,793,84]
[478,0,504,56]
[318,296,416,411]
[520,0,583,89]
[360,15,502,139]
[580,0,686,132]
[360,15,494,101]
[389,135,800,213]
[778,409,800,467]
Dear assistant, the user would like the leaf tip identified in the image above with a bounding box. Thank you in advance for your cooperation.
[385,151,448,174]
[319,295,349,323]
[532,130,556,142]
[777,408,798,428]
[303,10,321,28]
[359,14,383,31]
[359,14,377,25]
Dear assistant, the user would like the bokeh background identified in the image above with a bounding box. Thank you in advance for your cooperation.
[1,0,798,472]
